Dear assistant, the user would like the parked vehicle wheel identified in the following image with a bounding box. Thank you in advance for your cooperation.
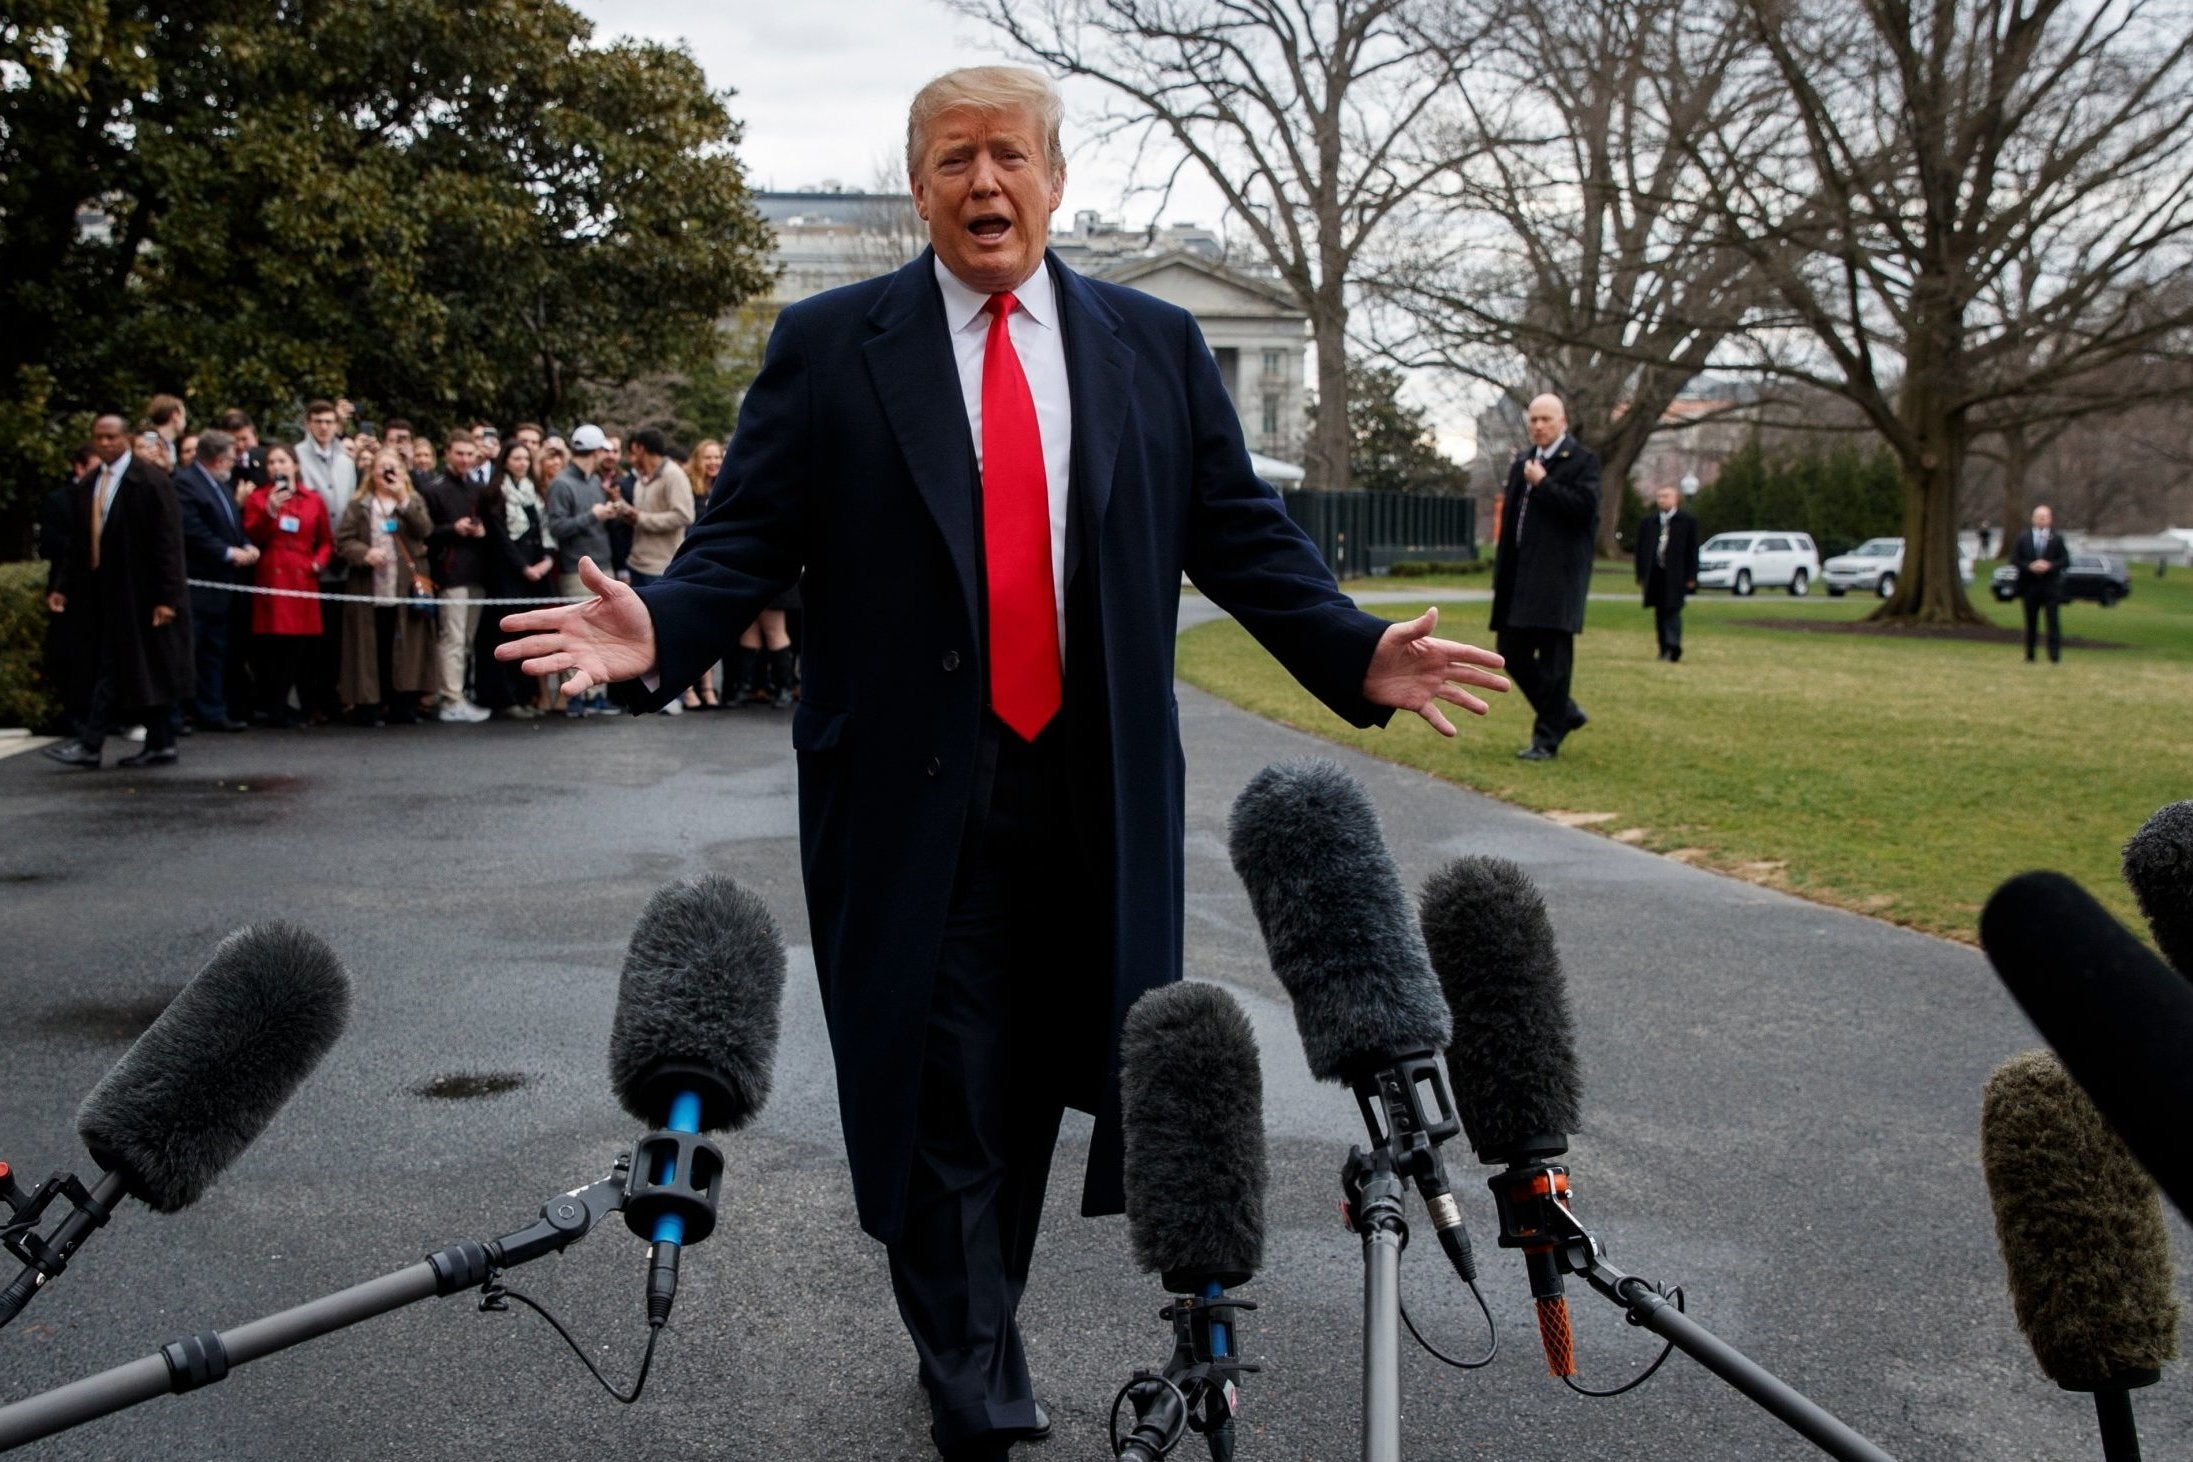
[1734,569,1753,596]
[1992,585,2016,602]
[1876,572,1897,599]
[1789,569,1809,597]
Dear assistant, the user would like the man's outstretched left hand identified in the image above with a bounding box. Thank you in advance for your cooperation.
[1361,606,1508,738]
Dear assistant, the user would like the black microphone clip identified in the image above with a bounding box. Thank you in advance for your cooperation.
[1112,1287,1262,1461]
[1347,1051,1479,1287]
[0,1163,126,1330]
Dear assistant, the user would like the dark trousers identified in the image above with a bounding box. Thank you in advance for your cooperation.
[2021,593,2062,662]
[1497,626,1580,749]
[888,716,1072,1453]
[305,583,346,714]
[254,635,310,721]
[1654,607,1683,660]
[80,621,175,755]
[187,587,231,723]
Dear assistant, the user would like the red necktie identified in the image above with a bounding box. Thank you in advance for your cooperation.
[981,293,1060,741]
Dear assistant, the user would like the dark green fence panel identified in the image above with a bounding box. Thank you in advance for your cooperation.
[1277,491,1477,578]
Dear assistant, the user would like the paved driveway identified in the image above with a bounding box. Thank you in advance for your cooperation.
[1,669,2185,1459]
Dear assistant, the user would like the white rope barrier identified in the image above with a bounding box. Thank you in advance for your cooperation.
[187,579,585,608]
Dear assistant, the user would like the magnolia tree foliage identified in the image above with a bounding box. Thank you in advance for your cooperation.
[0,0,774,548]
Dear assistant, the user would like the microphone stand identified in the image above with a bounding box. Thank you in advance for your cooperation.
[1111,1288,1260,1460]
[0,1154,640,1453]
[1487,1159,1898,1462]
[1336,1051,1481,1462]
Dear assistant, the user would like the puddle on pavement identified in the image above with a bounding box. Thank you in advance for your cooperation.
[414,1071,533,1100]
[32,987,185,1044]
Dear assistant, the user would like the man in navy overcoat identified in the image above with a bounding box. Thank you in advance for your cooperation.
[502,65,1507,1461]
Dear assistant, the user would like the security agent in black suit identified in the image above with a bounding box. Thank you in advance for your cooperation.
[1490,393,1601,759]
[2012,503,2072,662]
[171,428,257,731]
[1634,483,1700,662]
[42,413,195,769]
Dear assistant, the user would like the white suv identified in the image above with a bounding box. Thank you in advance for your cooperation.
[1696,532,1823,596]
[1821,538,1977,597]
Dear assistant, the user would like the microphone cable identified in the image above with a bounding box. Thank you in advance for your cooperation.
[474,1264,665,1405]
[1397,1274,1497,1370]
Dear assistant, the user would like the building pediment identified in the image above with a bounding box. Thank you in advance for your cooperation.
[1089,251,1302,319]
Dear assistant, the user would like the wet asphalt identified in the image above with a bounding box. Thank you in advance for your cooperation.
[1,621,2187,1461]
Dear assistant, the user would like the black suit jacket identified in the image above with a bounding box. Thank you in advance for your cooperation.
[1490,436,1602,635]
[2012,528,2071,600]
[53,456,194,706]
[174,462,250,582]
[631,250,1390,1242]
[1634,508,1700,611]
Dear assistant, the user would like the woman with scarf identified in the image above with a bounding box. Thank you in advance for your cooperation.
[472,438,557,718]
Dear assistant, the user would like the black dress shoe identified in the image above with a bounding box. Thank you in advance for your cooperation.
[1003,1403,1051,1442]
[176,720,194,736]
[41,740,101,768]
[1516,745,1556,761]
[115,746,178,768]
[1565,706,1589,732]
[209,718,249,732]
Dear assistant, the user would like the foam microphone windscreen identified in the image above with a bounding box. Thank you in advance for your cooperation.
[1226,759,1451,1082]
[1120,981,1268,1291]
[75,923,350,1213]
[1980,871,2193,1219]
[1981,1050,2179,1390]
[608,875,787,1132]
[2123,800,2193,979]
[1419,856,1581,1163]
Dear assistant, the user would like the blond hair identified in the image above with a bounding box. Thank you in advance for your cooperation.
[905,65,1065,175]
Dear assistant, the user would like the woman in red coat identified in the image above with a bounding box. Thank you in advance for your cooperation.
[242,442,335,727]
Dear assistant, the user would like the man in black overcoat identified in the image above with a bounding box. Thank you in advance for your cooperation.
[171,427,257,732]
[499,65,1509,1462]
[2010,503,2071,663]
[1634,482,1700,662]
[1490,393,1601,758]
[43,413,194,768]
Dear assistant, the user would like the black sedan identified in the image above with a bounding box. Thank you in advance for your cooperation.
[1988,554,2132,605]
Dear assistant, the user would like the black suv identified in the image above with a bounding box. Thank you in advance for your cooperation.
[1988,554,2132,606]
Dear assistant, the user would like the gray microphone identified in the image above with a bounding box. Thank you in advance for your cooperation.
[1982,1049,2178,1459]
[3,923,350,1326]
[2122,800,2193,979]
[1226,759,1478,1279]
[605,875,787,1327]
[1116,980,1267,1460]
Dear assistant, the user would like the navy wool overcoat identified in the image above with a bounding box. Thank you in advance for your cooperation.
[629,249,1391,1243]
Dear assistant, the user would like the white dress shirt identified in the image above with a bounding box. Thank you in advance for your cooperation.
[97,450,133,536]
[933,256,1073,650]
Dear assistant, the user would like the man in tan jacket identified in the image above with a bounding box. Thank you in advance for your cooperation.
[624,428,695,587]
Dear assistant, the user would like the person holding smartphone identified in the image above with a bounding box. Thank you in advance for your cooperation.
[241,443,334,727]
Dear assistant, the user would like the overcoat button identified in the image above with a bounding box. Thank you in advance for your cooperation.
[941,651,960,672]
[925,757,942,778]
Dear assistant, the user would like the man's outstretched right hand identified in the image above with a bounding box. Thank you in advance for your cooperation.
[495,556,656,696]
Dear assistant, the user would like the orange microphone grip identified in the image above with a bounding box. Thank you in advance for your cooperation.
[1535,1294,1577,1377]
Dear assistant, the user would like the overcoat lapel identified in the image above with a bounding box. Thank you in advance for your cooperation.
[1051,255,1134,583]
[862,253,981,636]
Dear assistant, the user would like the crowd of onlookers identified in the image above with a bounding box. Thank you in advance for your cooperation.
[37,393,799,765]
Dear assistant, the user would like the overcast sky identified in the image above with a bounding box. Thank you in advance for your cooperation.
[570,1,1225,224]
[569,1,1474,457]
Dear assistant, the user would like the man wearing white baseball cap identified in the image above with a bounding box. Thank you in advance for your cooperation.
[544,424,625,715]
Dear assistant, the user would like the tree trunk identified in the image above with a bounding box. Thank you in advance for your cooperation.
[1875,298,1984,624]
[1997,422,2030,561]
[1306,289,1352,492]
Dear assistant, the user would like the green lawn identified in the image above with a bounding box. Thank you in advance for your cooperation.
[1179,565,2193,943]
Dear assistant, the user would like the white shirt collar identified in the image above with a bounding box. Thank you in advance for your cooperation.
[105,450,133,485]
[933,254,1057,338]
